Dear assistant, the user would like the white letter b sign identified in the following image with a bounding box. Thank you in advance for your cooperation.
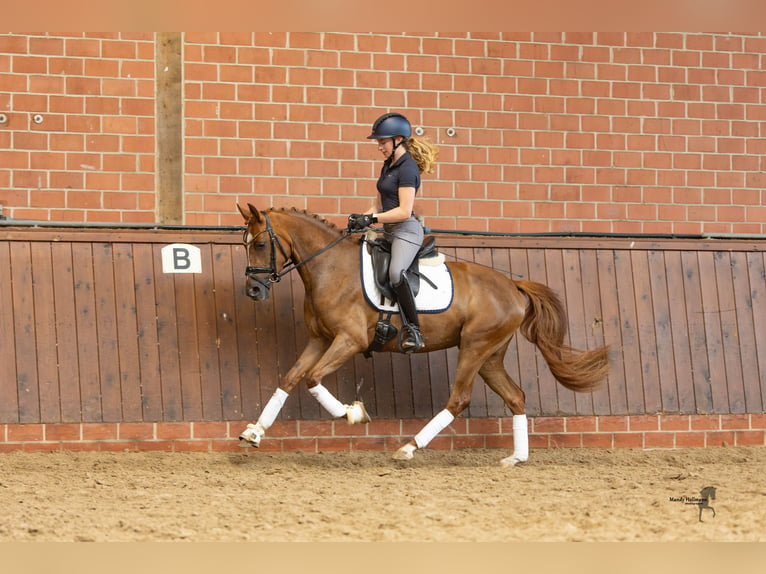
[161,244,202,274]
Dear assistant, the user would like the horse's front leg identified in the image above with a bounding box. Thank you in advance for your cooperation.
[239,338,329,447]
[303,332,371,424]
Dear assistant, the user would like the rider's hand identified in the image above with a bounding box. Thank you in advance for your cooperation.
[347,213,376,231]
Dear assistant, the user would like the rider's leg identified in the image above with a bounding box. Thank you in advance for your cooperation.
[388,221,424,353]
[393,270,424,352]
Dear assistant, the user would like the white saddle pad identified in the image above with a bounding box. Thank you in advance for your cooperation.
[359,241,454,314]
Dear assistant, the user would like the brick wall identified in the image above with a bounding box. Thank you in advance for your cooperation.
[2,32,766,233]
[2,414,764,453]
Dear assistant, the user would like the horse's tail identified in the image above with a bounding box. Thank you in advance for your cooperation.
[515,280,610,392]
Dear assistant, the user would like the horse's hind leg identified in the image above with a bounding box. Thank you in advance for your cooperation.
[393,342,491,461]
[478,345,529,467]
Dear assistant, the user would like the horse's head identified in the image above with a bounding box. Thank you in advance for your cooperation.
[237,203,291,301]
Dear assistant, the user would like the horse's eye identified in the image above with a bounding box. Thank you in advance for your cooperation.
[254,241,267,249]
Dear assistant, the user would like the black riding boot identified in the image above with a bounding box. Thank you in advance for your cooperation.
[393,271,425,353]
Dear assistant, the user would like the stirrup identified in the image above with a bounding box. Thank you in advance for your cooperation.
[399,325,424,353]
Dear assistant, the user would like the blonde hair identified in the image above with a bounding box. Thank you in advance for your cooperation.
[404,136,439,174]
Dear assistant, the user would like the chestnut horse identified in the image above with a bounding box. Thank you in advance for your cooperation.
[236,204,610,466]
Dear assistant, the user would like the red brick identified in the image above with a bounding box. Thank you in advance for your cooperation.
[298,420,334,437]
[486,435,514,449]
[598,416,628,432]
[453,435,485,449]
[645,432,675,449]
[735,430,765,446]
[751,414,766,429]
[533,417,565,433]
[550,434,582,448]
[467,418,501,435]
[660,415,690,431]
[317,437,351,452]
[529,434,550,448]
[366,420,401,437]
[351,437,387,451]
[82,423,119,440]
[263,420,298,438]
[156,422,191,440]
[705,431,736,447]
[428,436,452,451]
[61,442,102,452]
[24,443,62,453]
[97,441,138,452]
[674,432,706,447]
[691,415,721,431]
[720,414,750,430]
[629,415,659,431]
[45,424,81,441]
[119,423,154,440]
[582,433,613,448]
[282,438,318,453]
[614,433,644,448]
[7,424,44,442]
[566,417,597,432]
[137,440,175,452]
[192,421,229,439]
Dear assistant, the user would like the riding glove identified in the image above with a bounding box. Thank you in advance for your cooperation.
[347,213,377,230]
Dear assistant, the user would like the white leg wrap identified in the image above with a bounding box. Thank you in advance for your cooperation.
[308,383,347,418]
[414,409,455,449]
[257,388,289,430]
[501,414,529,466]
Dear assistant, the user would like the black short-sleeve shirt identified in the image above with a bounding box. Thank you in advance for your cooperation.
[376,152,421,212]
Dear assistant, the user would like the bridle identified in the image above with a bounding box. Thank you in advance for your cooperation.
[243,210,354,287]
[244,211,290,285]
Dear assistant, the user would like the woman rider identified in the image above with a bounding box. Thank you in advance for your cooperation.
[347,112,439,353]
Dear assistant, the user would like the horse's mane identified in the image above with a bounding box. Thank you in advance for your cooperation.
[267,207,341,233]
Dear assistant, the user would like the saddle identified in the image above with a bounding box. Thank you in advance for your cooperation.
[367,236,439,303]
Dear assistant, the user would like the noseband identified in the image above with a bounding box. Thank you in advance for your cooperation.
[244,211,290,285]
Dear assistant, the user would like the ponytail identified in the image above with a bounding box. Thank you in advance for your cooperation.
[405,136,439,174]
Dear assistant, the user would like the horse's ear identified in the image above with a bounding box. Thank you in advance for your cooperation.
[236,203,250,222]
[247,203,262,223]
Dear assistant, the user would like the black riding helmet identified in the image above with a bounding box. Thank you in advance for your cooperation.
[367,112,412,140]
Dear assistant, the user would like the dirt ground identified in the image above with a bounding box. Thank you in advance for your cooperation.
[0,445,764,542]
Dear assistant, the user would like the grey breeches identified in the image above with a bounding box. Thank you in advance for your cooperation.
[384,217,424,285]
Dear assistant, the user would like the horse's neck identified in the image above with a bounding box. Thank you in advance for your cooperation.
[276,212,352,273]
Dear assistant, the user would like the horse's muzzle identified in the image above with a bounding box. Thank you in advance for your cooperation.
[246,276,271,301]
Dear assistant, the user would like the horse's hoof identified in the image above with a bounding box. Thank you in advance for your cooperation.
[238,423,263,448]
[500,454,527,467]
[346,401,371,424]
[392,443,416,461]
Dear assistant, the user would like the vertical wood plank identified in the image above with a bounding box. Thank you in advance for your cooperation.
[174,273,203,420]
[468,246,494,417]
[698,252,729,413]
[156,32,183,225]
[152,244,183,420]
[647,250,680,412]
[580,249,611,416]
[93,243,123,422]
[0,242,20,422]
[132,243,163,421]
[546,249,576,415]
[112,244,143,421]
[731,252,761,413]
[664,251,695,413]
[562,248,594,416]
[30,242,61,422]
[681,251,713,413]
[72,243,102,421]
[631,250,662,414]
[51,243,82,422]
[10,242,40,422]
[597,250,627,415]
[747,253,766,413]
[714,251,746,413]
[614,250,644,414]
[527,248,556,415]
[194,247,223,421]
[211,245,244,421]
[509,249,540,416]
